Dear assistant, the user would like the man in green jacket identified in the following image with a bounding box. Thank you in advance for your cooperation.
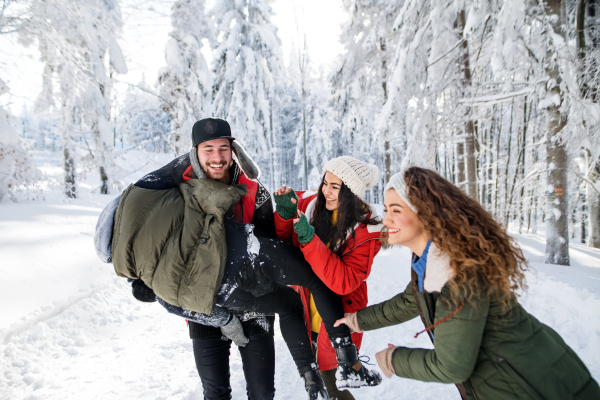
[101,117,280,400]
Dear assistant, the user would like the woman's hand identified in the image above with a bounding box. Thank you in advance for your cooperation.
[375,344,399,378]
[274,185,294,197]
[334,313,363,333]
[273,186,299,220]
[293,211,315,244]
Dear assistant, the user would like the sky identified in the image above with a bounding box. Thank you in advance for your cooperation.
[0,0,347,114]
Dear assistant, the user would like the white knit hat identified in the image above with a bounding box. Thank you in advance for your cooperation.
[384,171,418,213]
[322,156,380,198]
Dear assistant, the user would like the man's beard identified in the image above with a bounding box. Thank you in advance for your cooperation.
[203,162,232,184]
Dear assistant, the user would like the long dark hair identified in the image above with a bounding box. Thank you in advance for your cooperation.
[312,174,380,256]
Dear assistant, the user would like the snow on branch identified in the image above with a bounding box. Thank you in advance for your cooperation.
[458,87,534,105]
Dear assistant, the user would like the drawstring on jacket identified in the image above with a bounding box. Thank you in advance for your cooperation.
[414,301,465,338]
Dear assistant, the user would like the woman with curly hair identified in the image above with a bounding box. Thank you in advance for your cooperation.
[335,167,599,400]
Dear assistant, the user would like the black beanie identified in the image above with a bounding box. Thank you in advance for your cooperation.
[192,118,234,147]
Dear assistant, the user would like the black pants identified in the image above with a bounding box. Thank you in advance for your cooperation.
[193,334,276,400]
[223,224,351,373]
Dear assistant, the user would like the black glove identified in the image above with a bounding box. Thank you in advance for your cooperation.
[131,279,157,302]
[235,256,275,297]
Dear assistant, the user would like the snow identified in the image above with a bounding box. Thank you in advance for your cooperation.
[457,87,533,105]
[245,225,261,257]
[539,94,561,109]
[1,157,599,399]
[0,78,9,96]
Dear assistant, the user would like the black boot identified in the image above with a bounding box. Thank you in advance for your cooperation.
[334,344,382,389]
[302,368,331,400]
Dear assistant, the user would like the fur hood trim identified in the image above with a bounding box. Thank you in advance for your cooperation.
[423,243,455,293]
[189,141,261,180]
[232,141,260,180]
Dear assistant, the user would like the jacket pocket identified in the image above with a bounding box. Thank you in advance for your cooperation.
[496,355,544,400]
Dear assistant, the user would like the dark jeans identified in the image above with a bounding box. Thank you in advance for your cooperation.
[255,235,350,340]
[223,230,351,373]
[225,285,314,373]
[217,220,351,374]
[192,334,275,400]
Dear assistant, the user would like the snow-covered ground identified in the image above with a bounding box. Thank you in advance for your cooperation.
[1,153,599,399]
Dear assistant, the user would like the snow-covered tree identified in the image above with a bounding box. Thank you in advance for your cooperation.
[117,82,171,154]
[211,0,284,189]
[157,0,212,155]
[300,77,337,189]
[0,78,41,202]
[574,0,600,248]
[22,0,128,196]
[275,77,302,190]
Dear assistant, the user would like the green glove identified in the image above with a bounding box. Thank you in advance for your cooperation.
[293,212,315,244]
[274,190,299,220]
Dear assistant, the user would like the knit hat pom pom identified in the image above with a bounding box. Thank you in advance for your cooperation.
[365,164,380,190]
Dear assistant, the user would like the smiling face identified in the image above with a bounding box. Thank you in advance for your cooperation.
[322,171,343,211]
[383,188,430,255]
[196,138,233,183]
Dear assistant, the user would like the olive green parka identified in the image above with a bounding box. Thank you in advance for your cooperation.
[356,244,599,400]
[111,179,247,314]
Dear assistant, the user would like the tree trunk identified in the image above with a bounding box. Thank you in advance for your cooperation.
[458,9,477,200]
[456,142,465,189]
[63,101,76,198]
[577,0,600,248]
[381,37,391,185]
[588,158,600,247]
[300,36,309,190]
[63,143,76,198]
[544,0,570,265]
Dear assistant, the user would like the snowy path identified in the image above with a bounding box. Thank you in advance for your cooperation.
[1,199,599,399]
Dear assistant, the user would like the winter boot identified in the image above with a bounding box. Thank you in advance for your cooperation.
[302,367,331,400]
[334,344,382,390]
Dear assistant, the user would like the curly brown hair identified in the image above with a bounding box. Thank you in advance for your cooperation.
[403,167,528,309]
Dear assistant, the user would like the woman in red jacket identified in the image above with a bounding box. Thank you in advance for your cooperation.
[273,156,384,399]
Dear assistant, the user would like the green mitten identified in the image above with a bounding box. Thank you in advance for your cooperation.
[293,212,315,244]
[274,190,299,220]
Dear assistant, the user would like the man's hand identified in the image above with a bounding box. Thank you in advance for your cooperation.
[235,256,275,297]
[220,315,249,347]
[273,186,299,220]
[131,279,157,303]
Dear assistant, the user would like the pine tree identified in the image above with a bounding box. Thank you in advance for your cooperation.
[157,0,212,155]
[20,0,127,196]
[211,0,285,189]
[0,78,41,202]
[331,0,404,192]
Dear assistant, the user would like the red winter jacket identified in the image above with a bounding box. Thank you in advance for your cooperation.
[274,191,383,370]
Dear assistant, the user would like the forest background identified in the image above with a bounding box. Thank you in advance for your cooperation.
[1,0,600,266]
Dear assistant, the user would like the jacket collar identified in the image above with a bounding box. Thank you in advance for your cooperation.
[421,242,455,293]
